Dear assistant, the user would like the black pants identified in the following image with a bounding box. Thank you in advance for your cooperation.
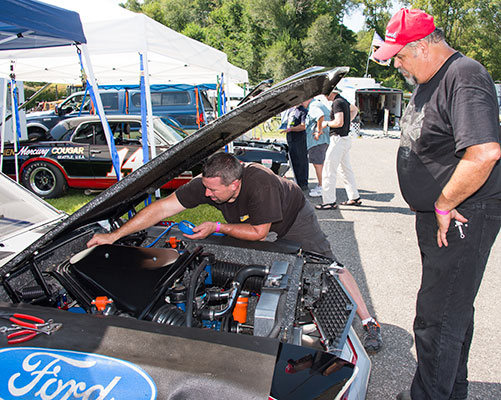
[411,201,501,399]
[286,132,309,188]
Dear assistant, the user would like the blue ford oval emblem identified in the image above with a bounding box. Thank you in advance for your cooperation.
[0,347,157,399]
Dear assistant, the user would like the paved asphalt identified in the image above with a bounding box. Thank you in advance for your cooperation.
[288,131,501,400]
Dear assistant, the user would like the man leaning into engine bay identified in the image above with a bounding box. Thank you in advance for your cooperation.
[87,151,383,352]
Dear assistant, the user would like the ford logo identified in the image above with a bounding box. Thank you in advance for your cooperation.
[0,347,157,399]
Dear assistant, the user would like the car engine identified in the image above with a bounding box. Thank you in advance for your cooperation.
[0,222,356,355]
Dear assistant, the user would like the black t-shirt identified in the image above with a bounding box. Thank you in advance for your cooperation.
[286,105,307,143]
[176,163,306,237]
[397,52,501,211]
[329,95,351,136]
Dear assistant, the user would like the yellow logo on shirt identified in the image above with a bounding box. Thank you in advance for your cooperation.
[240,215,250,222]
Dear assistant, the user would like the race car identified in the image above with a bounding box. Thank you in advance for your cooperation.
[0,66,371,400]
[1,115,289,198]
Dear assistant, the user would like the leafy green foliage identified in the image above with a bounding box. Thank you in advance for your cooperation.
[24,82,69,104]
[458,0,500,80]
[124,0,366,84]
[407,0,500,80]
[29,1,500,100]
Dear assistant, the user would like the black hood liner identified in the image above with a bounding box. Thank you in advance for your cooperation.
[3,66,348,272]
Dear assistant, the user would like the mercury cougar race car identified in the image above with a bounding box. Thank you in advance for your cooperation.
[1,115,289,198]
[0,66,371,400]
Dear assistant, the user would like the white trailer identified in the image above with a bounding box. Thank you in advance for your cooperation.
[337,77,403,132]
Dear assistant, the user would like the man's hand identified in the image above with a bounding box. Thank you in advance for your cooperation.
[436,209,468,248]
[186,221,271,241]
[184,221,218,240]
[87,232,117,248]
[434,142,500,247]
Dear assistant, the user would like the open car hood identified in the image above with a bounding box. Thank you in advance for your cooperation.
[2,66,349,274]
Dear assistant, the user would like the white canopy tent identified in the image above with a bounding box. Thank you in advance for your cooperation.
[0,0,248,85]
[0,0,248,188]
[0,0,124,182]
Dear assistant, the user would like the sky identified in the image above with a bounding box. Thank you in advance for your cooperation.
[343,8,366,32]
[343,3,403,33]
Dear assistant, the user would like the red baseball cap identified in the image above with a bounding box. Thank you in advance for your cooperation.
[373,9,435,61]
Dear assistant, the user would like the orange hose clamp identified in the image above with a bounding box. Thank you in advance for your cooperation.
[167,236,180,248]
[232,294,249,323]
[91,296,113,312]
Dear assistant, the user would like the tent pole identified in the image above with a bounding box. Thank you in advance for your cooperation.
[0,78,7,172]
[10,82,18,181]
[80,44,121,181]
[221,73,226,115]
[222,73,233,153]
[141,50,160,199]
[9,78,19,182]
[364,52,370,77]
[0,30,33,46]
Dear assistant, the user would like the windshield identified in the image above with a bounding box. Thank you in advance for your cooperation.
[60,91,120,114]
[153,118,185,146]
[0,175,62,240]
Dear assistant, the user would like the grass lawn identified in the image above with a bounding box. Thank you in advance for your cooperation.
[46,189,225,225]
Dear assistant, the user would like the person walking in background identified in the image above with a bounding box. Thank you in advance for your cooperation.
[373,8,501,400]
[280,105,309,190]
[302,96,330,198]
[316,88,361,210]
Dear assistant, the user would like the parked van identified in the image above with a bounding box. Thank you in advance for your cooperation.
[26,85,215,140]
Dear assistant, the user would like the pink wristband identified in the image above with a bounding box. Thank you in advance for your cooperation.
[215,222,221,232]
[434,205,450,215]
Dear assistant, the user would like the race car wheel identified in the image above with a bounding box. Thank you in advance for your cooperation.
[22,161,68,198]
[27,127,49,141]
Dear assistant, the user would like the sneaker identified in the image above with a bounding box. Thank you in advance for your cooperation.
[363,320,383,353]
[396,390,411,400]
[308,186,322,197]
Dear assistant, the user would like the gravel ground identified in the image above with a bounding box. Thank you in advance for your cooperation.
[288,130,501,400]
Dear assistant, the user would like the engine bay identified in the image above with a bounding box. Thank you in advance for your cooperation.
[0,223,356,355]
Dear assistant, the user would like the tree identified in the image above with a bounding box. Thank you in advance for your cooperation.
[122,0,373,84]
[303,14,365,76]
[120,0,142,13]
[462,0,501,80]
[409,0,473,48]
[406,0,500,80]
[358,0,393,33]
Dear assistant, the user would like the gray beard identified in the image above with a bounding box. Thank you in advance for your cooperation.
[398,68,417,86]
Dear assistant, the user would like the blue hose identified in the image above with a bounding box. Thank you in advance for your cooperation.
[146,220,224,248]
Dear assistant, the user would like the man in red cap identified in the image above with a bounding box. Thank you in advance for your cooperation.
[374,8,501,400]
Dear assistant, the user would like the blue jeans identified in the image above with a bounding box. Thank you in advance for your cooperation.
[286,132,309,188]
[411,200,501,400]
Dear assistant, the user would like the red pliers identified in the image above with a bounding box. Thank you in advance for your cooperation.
[4,328,39,344]
[0,313,61,344]
[0,313,45,329]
